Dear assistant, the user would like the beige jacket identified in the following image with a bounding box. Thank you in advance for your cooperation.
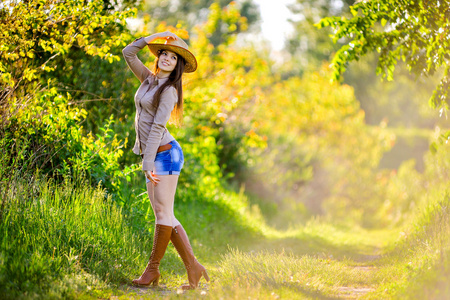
[122,37,177,171]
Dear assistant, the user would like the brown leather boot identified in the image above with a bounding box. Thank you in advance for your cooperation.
[132,224,172,286]
[171,225,210,290]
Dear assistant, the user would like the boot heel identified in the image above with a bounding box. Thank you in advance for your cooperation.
[152,276,160,286]
[202,270,210,282]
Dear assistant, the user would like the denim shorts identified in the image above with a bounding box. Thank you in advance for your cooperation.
[145,140,184,182]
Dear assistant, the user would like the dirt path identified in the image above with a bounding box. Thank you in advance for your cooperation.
[336,266,378,299]
[115,283,210,299]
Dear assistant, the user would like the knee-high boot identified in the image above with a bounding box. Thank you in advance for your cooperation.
[171,225,210,289]
[132,224,173,286]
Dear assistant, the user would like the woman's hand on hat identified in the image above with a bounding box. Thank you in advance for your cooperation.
[145,170,160,185]
[145,31,178,44]
[160,31,178,41]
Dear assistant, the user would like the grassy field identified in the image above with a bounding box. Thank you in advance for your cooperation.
[1,165,449,299]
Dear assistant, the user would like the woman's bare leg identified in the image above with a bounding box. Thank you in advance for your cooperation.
[147,175,181,226]
[147,174,208,289]
[133,175,179,286]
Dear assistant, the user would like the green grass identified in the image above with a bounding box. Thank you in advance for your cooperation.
[0,176,144,298]
[1,148,450,299]
[364,189,450,299]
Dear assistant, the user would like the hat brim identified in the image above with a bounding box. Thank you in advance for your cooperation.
[147,43,197,73]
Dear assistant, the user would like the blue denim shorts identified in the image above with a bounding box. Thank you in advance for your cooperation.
[146,140,184,182]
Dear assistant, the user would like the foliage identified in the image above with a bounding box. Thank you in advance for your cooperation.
[0,0,135,95]
[285,0,448,135]
[0,0,139,207]
[318,0,450,115]
[1,84,135,207]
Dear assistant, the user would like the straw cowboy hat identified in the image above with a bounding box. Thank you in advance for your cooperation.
[147,35,197,73]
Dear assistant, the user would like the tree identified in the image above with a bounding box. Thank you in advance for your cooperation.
[0,0,135,109]
[286,0,447,132]
[318,0,450,116]
[0,0,136,197]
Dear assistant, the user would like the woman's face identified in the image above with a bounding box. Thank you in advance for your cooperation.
[158,50,178,75]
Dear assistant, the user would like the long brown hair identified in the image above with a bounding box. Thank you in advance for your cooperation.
[153,50,185,127]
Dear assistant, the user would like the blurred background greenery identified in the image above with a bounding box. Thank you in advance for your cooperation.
[1,0,449,298]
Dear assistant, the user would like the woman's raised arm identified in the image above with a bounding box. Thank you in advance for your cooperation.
[122,37,152,83]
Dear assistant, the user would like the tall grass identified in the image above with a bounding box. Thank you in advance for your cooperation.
[0,175,147,298]
[401,190,450,299]
[369,189,450,299]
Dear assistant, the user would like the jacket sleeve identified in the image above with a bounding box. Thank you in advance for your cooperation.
[122,37,152,83]
[142,86,178,171]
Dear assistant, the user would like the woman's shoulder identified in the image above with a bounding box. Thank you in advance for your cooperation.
[160,85,178,104]
[163,85,178,96]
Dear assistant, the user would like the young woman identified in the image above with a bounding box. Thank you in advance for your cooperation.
[122,31,209,289]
